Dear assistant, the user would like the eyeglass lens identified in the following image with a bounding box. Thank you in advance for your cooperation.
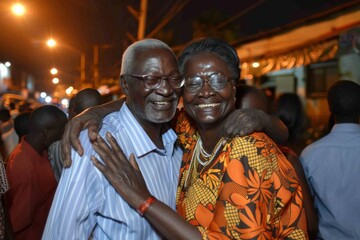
[184,73,229,92]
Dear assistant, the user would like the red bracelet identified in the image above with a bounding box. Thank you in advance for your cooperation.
[137,196,156,217]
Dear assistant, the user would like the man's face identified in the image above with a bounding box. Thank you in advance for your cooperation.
[122,48,181,125]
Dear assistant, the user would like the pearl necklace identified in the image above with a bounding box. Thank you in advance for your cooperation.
[184,137,226,190]
[197,137,225,166]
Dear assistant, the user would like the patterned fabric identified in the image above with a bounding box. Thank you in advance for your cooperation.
[0,154,8,240]
[0,155,8,196]
[175,110,308,240]
[43,104,182,240]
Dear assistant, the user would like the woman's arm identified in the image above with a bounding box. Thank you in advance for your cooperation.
[91,132,202,240]
[62,97,125,167]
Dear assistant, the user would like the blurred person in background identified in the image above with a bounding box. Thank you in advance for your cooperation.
[5,105,68,240]
[13,110,32,142]
[67,96,76,120]
[300,80,360,240]
[0,109,18,161]
[272,92,310,155]
[73,88,103,116]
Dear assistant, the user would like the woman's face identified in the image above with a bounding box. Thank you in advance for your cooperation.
[182,52,236,129]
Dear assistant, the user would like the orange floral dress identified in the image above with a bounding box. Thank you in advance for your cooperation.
[175,111,308,240]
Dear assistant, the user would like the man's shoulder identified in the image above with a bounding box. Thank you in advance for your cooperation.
[7,142,29,163]
[299,135,333,162]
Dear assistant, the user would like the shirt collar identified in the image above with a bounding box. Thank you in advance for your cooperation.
[119,104,178,158]
[331,123,360,133]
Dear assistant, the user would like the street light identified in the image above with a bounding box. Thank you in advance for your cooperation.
[47,39,57,48]
[11,3,26,16]
[52,77,59,84]
[46,38,86,89]
[50,67,58,75]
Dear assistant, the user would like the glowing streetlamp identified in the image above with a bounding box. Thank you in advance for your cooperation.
[47,39,57,48]
[50,67,58,75]
[46,38,86,88]
[11,3,26,16]
[52,77,59,84]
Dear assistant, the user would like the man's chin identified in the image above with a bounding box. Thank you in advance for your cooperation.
[148,115,173,124]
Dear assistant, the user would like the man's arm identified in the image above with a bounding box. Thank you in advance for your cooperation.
[222,108,288,144]
[63,104,288,167]
[62,97,125,167]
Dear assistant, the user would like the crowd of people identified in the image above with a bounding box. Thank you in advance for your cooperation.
[0,36,359,240]
[0,87,104,239]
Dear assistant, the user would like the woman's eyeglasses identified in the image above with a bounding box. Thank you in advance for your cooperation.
[183,73,233,93]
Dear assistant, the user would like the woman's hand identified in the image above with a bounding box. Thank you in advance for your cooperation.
[91,132,152,208]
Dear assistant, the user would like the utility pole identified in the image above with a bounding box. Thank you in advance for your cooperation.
[93,45,99,88]
[80,53,86,89]
[127,0,148,40]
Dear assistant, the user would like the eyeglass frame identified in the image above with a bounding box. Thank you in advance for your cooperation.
[182,72,234,93]
[120,74,184,90]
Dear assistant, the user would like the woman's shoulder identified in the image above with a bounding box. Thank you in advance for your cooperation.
[229,132,275,147]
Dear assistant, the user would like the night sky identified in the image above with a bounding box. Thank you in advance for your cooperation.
[0,0,358,90]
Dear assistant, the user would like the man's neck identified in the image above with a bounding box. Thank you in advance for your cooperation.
[142,123,166,149]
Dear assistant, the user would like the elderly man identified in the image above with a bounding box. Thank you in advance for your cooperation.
[43,39,184,239]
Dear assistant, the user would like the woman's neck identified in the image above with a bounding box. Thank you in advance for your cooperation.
[197,126,224,154]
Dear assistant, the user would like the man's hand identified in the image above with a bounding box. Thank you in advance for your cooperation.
[61,107,103,168]
[61,98,125,168]
[223,108,270,137]
[223,108,288,144]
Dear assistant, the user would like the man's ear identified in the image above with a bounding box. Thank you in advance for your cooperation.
[42,128,51,145]
[120,76,129,95]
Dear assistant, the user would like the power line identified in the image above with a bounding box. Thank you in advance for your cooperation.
[209,0,267,32]
[146,0,191,38]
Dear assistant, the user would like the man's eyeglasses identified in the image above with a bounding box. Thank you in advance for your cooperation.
[121,74,184,90]
[183,73,233,93]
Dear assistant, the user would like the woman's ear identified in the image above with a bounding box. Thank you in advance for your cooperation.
[232,81,237,100]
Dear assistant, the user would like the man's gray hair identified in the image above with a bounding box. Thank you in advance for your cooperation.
[120,38,175,75]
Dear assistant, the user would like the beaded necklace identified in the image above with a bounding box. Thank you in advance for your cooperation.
[184,137,225,190]
[198,137,225,166]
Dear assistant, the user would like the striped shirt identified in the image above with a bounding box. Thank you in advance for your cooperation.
[42,104,182,240]
[48,140,63,182]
